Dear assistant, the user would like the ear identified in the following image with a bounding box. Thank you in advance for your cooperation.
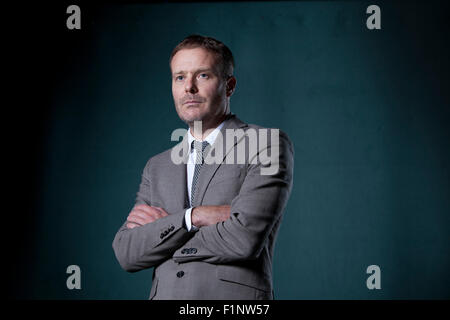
[226,76,237,97]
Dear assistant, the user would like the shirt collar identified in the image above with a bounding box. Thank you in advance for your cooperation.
[187,120,226,149]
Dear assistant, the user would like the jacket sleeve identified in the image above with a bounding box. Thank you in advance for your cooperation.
[172,130,294,264]
[112,159,195,272]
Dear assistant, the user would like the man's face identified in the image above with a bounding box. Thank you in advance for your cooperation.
[171,47,230,127]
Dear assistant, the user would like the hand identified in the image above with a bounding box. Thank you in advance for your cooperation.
[126,204,169,229]
[191,205,231,227]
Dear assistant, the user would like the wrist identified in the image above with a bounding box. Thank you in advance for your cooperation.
[191,207,202,227]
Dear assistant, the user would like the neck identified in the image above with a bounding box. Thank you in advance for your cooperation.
[189,112,230,140]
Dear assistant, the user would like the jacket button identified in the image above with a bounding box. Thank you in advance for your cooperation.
[176,271,185,278]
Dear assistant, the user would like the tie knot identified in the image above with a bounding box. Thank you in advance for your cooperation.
[192,140,209,153]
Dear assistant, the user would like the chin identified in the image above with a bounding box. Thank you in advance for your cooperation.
[178,113,201,125]
[179,110,206,124]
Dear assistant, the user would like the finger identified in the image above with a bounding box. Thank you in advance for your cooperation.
[129,210,159,224]
[136,204,166,217]
[130,207,165,223]
[127,215,147,226]
[148,206,166,217]
[129,210,161,224]
[153,207,169,217]
[127,222,139,229]
[134,204,155,214]
[129,209,153,220]
[139,207,165,219]
[126,222,140,229]
[131,208,153,217]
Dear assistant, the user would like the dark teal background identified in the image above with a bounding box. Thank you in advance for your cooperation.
[11,1,449,299]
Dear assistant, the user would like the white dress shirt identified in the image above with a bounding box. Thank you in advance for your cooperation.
[185,120,226,231]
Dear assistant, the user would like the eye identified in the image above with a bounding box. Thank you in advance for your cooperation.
[175,75,184,81]
[198,73,208,79]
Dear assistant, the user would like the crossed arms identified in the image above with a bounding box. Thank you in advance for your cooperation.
[126,204,231,230]
[112,131,294,272]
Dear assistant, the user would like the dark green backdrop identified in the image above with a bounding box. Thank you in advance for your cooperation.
[11,1,449,299]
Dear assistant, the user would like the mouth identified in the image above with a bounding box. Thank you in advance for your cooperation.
[184,100,202,105]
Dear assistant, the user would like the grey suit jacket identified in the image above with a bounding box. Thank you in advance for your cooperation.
[112,114,294,299]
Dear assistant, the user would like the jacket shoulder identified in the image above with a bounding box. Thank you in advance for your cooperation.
[243,123,293,149]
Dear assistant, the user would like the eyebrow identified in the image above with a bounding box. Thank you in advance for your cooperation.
[172,68,214,76]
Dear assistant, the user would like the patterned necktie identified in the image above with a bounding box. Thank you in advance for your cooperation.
[191,140,209,207]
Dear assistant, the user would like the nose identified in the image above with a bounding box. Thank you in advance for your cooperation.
[184,76,198,94]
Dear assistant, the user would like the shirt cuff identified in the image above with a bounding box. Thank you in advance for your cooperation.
[184,207,199,232]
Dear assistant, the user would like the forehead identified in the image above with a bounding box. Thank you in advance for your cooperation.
[170,47,219,73]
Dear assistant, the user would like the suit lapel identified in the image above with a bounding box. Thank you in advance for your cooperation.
[168,131,190,209]
[193,114,248,207]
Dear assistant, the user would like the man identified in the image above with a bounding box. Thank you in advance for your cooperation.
[112,34,294,300]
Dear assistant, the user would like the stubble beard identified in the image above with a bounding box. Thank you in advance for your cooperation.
[176,91,228,129]
[177,105,207,127]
